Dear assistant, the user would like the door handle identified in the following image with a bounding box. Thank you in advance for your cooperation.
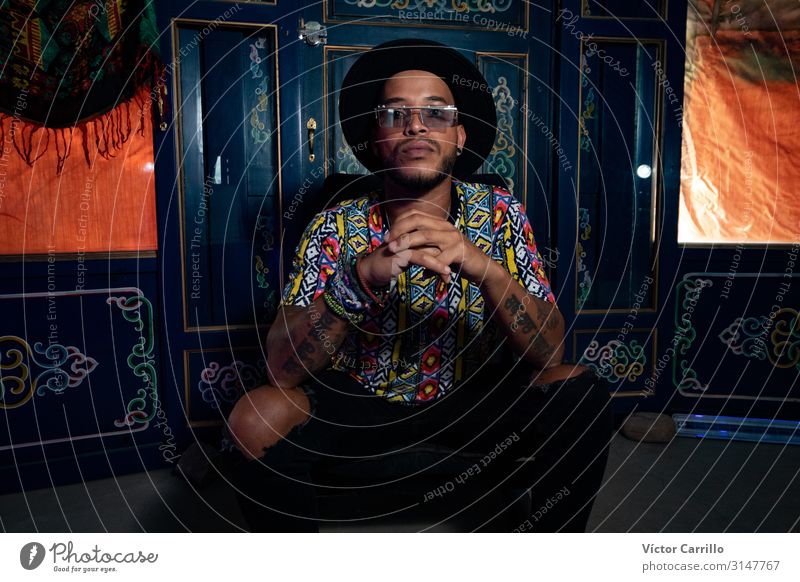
[306,117,316,162]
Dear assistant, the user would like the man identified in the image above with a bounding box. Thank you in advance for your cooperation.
[228,39,612,532]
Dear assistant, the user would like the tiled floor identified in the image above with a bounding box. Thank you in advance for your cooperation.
[1,433,798,532]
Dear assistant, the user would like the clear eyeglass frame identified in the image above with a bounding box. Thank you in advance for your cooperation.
[373,105,459,130]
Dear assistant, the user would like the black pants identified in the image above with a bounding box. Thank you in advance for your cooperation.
[230,361,613,532]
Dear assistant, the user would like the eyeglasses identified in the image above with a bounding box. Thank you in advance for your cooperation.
[374,105,458,130]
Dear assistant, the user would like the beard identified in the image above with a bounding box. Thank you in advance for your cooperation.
[381,145,458,192]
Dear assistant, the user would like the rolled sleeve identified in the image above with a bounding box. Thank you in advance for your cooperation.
[281,211,343,307]
[496,200,555,303]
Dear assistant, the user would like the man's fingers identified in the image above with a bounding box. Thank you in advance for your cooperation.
[390,209,444,226]
[385,213,454,242]
[387,229,451,253]
[406,249,452,279]
[386,247,452,282]
[390,249,412,276]
[414,245,441,256]
[436,242,469,269]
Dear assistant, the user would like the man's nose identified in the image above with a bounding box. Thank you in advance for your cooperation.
[403,110,428,135]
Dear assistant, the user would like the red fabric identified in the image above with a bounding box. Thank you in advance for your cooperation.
[680,8,800,243]
[0,98,158,255]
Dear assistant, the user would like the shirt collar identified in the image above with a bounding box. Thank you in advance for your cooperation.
[374,179,463,230]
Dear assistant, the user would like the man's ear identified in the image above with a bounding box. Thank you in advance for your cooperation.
[457,125,466,151]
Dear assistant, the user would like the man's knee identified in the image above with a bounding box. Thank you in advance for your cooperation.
[228,384,311,460]
[529,365,611,415]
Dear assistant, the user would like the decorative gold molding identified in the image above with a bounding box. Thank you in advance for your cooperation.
[581,0,669,21]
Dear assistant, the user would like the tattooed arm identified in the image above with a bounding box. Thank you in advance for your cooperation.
[265,296,350,388]
[477,259,565,369]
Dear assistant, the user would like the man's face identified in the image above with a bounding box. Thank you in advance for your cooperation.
[371,70,466,191]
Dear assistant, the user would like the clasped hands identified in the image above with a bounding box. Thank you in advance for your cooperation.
[358,209,493,288]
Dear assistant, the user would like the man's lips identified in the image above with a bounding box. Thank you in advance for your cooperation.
[400,141,436,156]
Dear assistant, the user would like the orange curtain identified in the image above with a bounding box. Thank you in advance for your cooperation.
[0,103,158,256]
[679,2,800,243]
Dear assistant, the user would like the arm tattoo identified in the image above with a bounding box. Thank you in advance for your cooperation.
[505,293,536,334]
[281,338,316,376]
[281,354,304,375]
[517,312,536,334]
[318,309,338,331]
[502,292,560,363]
[528,332,557,362]
[504,295,523,312]
[296,338,316,360]
[538,303,559,331]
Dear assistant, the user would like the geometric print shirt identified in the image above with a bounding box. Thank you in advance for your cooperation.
[281,180,555,405]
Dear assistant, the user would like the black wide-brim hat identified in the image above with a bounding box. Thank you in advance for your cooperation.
[338,39,497,180]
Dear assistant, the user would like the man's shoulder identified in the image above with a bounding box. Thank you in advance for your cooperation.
[320,193,377,215]
[301,193,376,232]
[456,180,519,220]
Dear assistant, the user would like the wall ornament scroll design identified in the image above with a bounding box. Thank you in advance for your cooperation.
[107,294,159,427]
[579,54,596,152]
[249,36,273,145]
[719,308,800,370]
[486,76,517,192]
[0,336,98,410]
[343,0,514,15]
[198,359,267,410]
[579,338,646,382]
[576,207,593,310]
[255,206,278,323]
[673,277,714,392]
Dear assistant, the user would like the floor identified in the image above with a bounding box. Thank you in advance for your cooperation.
[1,432,799,532]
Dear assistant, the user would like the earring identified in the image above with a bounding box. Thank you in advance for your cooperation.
[456,147,463,156]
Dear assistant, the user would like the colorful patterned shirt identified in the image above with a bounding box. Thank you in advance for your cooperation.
[281,180,555,405]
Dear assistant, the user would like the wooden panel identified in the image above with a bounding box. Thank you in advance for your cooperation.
[477,52,527,199]
[325,0,528,30]
[670,272,800,403]
[324,46,369,177]
[174,21,281,330]
[0,284,165,492]
[576,39,662,312]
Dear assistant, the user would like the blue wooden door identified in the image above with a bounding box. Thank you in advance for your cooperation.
[554,0,678,406]
[153,0,304,452]
[557,0,800,420]
[288,0,562,327]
